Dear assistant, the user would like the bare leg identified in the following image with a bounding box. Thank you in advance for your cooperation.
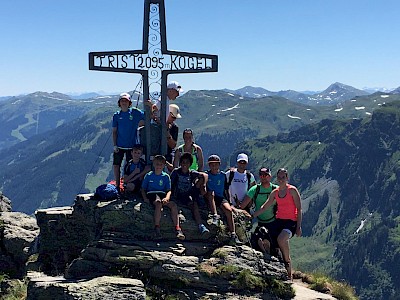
[205,192,217,215]
[166,201,179,227]
[125,182,136,192]
[153,201,163,227]
[221,202,235,233]
[277,231,292,279]
[113,165,121,189]
[190,201,202,225]
[258,239,271,254]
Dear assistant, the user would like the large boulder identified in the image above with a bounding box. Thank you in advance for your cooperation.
[0,211,39,277]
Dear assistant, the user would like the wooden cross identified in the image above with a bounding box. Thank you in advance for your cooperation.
[89,0,218,162]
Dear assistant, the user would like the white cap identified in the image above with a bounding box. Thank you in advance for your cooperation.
[237,153,249,163]
[119,92,131,101]
[169,104,182,119]
[167,81,183,93]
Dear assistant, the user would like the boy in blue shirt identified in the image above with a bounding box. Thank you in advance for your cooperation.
[112,93,145,192]
[123,144,150,195]
[141,155,185,240]
[205,155,242,245]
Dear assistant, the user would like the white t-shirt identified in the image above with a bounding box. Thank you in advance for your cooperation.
[226,169,255,206]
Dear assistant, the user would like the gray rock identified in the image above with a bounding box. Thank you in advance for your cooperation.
[27,272,145,300]
[0,192,12,212]
[0,211,39,277]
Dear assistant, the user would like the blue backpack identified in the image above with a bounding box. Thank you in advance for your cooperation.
[95,184,119,200]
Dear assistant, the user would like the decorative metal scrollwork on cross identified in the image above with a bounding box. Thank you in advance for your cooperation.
[89,0,218,162]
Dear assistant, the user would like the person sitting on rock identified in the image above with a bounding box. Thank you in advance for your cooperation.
[123,144,150,196]
[241,167,279,257]
[141,155,185,241]
[226,153,256,210]
[170,152,210,237]
[205,154,242,246]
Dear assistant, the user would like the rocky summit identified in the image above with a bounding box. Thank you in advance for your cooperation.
[28,194,296,299]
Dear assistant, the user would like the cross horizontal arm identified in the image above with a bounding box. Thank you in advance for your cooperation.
[89,50,218,74]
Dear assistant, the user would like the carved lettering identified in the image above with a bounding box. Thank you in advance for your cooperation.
[171,55,178,70]
[108,55,116,68]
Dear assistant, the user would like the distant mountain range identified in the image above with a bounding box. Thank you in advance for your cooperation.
[225,82,400,105]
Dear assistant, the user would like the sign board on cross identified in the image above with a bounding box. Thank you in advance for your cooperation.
[89,0,218,163]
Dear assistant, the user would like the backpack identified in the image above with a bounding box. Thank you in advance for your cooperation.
[94,184,119,201]
[227,170,252,190]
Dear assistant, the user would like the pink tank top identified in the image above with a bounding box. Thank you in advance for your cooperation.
[275,184,298,221]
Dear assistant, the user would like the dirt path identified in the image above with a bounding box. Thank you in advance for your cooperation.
[292,280,336,300]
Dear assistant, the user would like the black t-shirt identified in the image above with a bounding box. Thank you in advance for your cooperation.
[170,167,202,199]
[166,123,178,163]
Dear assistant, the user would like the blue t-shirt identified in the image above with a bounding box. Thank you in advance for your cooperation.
[141,171,171,193]
[112,108,144,148]
[206,171,227,198]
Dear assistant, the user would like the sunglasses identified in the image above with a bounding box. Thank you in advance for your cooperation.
[259,173,270,177]
[277,175,286,180]
[238,160,247,164]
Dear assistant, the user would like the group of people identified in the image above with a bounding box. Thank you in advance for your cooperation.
[110,81,302,279]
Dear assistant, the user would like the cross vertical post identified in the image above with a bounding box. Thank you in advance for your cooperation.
[89,0,218,163]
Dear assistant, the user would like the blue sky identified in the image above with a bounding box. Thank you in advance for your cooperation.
[1,0,399,96]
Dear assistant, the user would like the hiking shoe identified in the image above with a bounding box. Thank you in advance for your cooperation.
[211,214,222,226]
[228,233,242,246]
[176,229,185,240]
[199,224,210,238]
[154,227,162,240]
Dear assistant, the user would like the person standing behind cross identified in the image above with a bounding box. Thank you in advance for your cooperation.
[145,81,183,122]
[226,153,256,210]
[165,104,181,172]
[112,92,145,192]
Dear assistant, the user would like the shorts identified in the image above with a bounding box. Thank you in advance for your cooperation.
[146,192,167,206]
[274,219,297,238]
[214,195,229,207]
[113,148,133,166]
[174,188,200,206]
[125,178,142,193]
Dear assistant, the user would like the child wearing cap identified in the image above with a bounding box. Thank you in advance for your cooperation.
[112,92,145,192]
[205,154,242,246]
[141,155,185,240]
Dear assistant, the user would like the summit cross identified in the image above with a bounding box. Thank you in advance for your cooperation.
[89,0,218,161]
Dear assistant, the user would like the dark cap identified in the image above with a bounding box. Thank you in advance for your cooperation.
[208,154,221,163]
[259,168,272,174]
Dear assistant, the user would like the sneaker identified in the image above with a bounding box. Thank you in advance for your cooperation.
[211,214,222,226]
[154,227,162,240]
[199,224,210,238]
[228,233,242,246]
[176,229,185,241]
